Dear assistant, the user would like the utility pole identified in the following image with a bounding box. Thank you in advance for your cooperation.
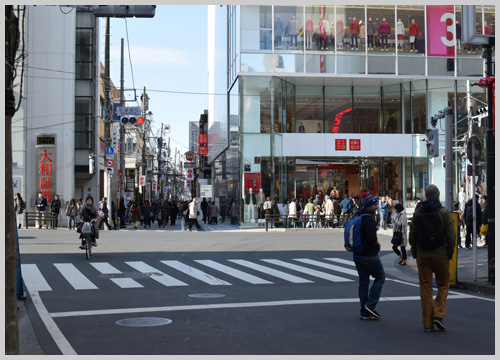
[158,123,163,199]
[119,38,125,204]
[444,107,453,211]
[104,17,111,205]
[141,86,147,202]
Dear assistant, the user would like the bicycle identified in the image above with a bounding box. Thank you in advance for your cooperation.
[80,218,98,260]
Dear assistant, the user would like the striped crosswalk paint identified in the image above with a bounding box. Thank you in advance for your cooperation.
[194,260,273,285]
[161,260,231,286]
[293,258,359,277]
[125,261,188,287]
[228,259,313,283]
[53,263,98,290]
[90,262,144,288]
[324,258,355,266]
[261,259,353,282]
[21,264,52,291]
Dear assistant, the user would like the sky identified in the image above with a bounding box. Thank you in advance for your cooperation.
[100,5,208,157]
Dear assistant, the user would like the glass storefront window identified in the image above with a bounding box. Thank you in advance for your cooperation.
[367,5,395,53]
[295,86,323,133]
[382,84,401,133]
[337,6,366,52]
[274,6,304,51]
[411,80,426,134]
[402,83,411,134]
[241,76,272,133]
[304,6,334,51]
[353,86,381,133]
[325,86,353,134]
[396,5,425,53]
[241,5,272,51]
[305,54,335,73]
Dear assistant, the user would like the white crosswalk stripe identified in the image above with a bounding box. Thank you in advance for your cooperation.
[194,260,273,285]
[21,264,52,291]
[228,259,313,283]
[324,258,355,266]
[53,263,98,290]
[293,258,359,277]
[161,260,231,286]
[90,262,143,288]
[125,261,188,287]
[261,259,353,282]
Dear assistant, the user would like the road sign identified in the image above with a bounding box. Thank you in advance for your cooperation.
[115,106,142,117]
[105,155,114,161]
[185,151,195,162]
[106,159,114,167]
[106,167,114,174]
[109,174,113,178]
[106,147,114,155]
[139,175,146,186]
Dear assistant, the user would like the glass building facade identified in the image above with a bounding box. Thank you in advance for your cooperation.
[208,5,493,223]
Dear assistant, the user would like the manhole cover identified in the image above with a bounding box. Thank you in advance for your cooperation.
[188,293,226,299]
[115,317,172,327]
[99,272,160,280]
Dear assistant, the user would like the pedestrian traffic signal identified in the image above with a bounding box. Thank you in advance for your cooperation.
[426,128,439,158]
[120,116,137,126]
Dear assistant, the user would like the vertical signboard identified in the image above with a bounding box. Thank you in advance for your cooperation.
[36,135,57,202]
[427,5,456,57]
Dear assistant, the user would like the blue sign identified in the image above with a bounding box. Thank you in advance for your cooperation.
[106,147,114,155]
[109,174,113,178]
[113,103,120,121]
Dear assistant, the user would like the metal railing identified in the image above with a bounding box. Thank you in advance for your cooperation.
[23,211,57,229]
[264,213,354,231]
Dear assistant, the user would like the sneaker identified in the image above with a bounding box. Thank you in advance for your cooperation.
[79,245,86,250]
[360,313,378,320]
[364,306,381,319]
[433,317,446,331]
[424,327,435,332]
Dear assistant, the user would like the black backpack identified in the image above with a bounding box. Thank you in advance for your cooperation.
[414,207,444,250]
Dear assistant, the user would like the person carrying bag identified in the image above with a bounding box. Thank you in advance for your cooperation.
[391,203,408,265]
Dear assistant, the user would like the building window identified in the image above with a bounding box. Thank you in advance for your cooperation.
[241,5,272,51]
[353,86,381,133]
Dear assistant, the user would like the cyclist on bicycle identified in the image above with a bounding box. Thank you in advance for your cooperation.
[76,195,100,249]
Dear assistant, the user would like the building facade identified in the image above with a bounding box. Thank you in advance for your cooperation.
[208,5,493,222]
[12,6,101,219]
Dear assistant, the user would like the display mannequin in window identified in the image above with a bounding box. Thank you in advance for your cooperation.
[367,17,375,50]
[320,17,330,50]
[378,17,390,51]
[455,20,461,52]
[305,18,314,49]
[408,18,419,52]
[336,17,345,50]
[245,188,256,222]
[288,16,298,49]
[396,19,405,51]
[349,16,360,50]
[275,15,283,49]
[359,20,365,49]
[256,188,266,219]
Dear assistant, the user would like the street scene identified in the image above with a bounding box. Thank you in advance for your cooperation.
[6,4,495,356]
[17,226,493,355]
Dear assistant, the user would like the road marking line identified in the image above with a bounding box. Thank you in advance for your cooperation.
[323,258,355,266]
[125,261,188,287]
[228,259,313,283]
[49,294,473,318]
[29,291,77,354]
[53,263,98,290]
[262,259,353,282]
[20,264,52,291]
[90,262,143,288]
[294,258,359,277]
[194,260,273,285]
[160,260,231,286]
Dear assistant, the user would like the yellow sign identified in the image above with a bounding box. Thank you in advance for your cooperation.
[449,212,459,285]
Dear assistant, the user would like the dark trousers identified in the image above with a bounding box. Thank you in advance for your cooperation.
[351,33,358,48]
[392,245,407,260]
[321,36,328,49]
[380,34,388,48]
[465,224,479,248]
[170,215,176,226]
[354,256,385,316]
[189,218,202,230]
[367,35,374,48]
[202,210,208,224]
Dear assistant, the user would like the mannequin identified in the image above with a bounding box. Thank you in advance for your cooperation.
[275,15,283,49]
[367,17,375,50]
[455,20,462,52]
[408,18,419,52]
[256,188,266,219]
[336,17,344,50]
[305,18,314,49]
[245,188,256,222]
[288,16,298,49]
[396,19,404,50]
[379,17,390,51]
[359,20,365,47]
[349,16,359,50]
[320,17,330,50]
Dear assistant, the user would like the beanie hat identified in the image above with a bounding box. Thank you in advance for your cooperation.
[362,194,378,209]
[425,184,440,200]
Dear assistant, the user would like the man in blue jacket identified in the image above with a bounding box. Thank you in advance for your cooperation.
[354,193,385,320]
[378,196,389,230]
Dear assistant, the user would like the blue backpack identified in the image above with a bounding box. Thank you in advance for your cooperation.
[344,213,372,252]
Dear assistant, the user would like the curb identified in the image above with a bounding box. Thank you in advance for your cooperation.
[454,280,495,295]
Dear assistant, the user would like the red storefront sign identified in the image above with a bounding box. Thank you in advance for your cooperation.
[427,5,455,57]
[244,173,261,194]
[335,139,347,151]
[38,149,54,202]
[198,145,208,156]
[198,134,208,144]
[349,139,361,151]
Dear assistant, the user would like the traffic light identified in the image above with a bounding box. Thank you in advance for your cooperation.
[120,116,137,126]
[426,128,439,158]
[136,116,144,126]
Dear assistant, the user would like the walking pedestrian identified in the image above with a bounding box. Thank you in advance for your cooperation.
[111,200,118,229]
[391,203,408,266]
[210,201,219,225]
[118,199,126,228]
[288,198,298,228]
[188,198,203,231]
[143,200,152,228]
[130,201,141,229]
[378,196,389,229]
[14,193,25,229]
[50,194,61,229]
[65,199,77,230]
[409,184,456,332]
[34,192,48,229]
[201,197,209,224]
[169,200,178,226]
[99,197,112,230]
[352,193,385,320]
[480,195,488,247]
[464,195,481,248]
[324,195,334,228]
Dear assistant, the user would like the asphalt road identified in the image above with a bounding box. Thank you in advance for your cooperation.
[18,228,495,355]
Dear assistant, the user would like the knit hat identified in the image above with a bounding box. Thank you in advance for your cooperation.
[425,184,440,200]
[362,194,378,209]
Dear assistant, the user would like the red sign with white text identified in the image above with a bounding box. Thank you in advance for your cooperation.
[198,134,208,144]
[198,146,208,156]
[427,5,455,57]
[335,139,347,151]
[349,139,361,151]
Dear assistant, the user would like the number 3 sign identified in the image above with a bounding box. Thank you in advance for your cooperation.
[427,5,456,57]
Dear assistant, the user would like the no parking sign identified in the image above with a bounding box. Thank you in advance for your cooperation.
[106,159,114,167]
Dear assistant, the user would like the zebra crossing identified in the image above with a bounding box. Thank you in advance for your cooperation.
[21,257,362,292]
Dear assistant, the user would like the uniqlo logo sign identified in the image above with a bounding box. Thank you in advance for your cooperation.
[335,139,347,151]
[198,134,208,144]
[349,139,361,151]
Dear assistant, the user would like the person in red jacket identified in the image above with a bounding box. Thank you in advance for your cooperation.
[350,16,360,50]
[378,17,391,51]
[408,18,419,52]
[484,21,491,35]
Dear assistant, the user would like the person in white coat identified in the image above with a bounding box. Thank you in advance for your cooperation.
[324,195,334,228]
[392,203,408,265]
[288,198,298,228]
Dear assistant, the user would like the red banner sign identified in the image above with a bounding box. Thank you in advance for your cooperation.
[426,5,455,57]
